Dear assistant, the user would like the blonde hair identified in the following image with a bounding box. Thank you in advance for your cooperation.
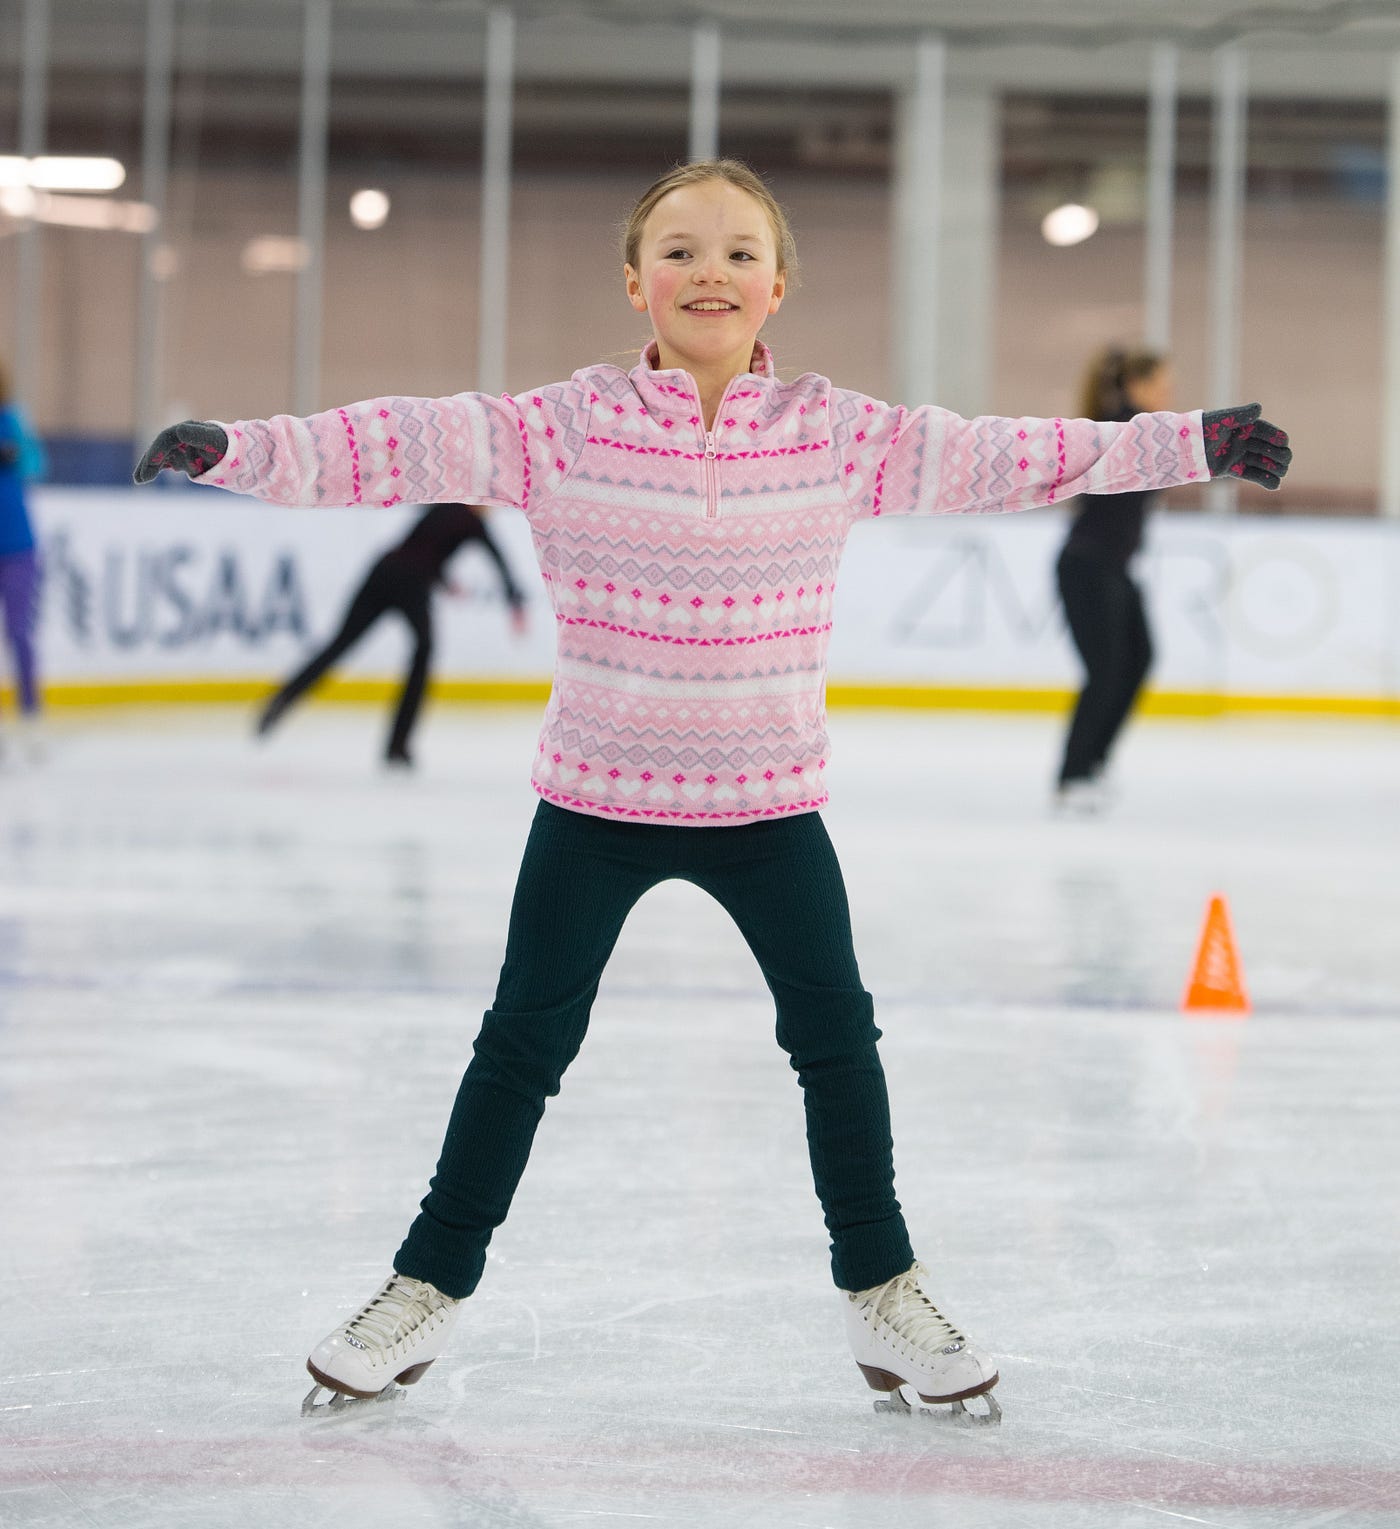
[1079,346,1165,420]
[622,158,799,282]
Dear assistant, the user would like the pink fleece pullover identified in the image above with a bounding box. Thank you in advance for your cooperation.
[200,341,1208,824]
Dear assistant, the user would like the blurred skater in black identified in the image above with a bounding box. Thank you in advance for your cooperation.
[257,502,527,766]
[1054,348,1173,814]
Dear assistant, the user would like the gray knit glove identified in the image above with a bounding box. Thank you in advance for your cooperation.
[133,420,229,485]
[1202,404,1291,490]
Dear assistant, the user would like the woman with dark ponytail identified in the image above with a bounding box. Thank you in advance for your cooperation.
[1053,346,1174,813]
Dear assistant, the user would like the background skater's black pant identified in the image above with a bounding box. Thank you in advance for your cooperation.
[1056,544,1153,786]
[268,554,432,758]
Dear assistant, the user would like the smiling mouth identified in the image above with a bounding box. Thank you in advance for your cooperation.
[683,301,738,313]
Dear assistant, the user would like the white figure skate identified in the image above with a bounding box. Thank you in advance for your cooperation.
[0,715,46,768]
[844,1262,1001,1426]
[302,1272,461,1415]
[1053,777,1109,818]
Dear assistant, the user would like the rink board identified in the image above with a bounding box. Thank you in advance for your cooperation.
[15,487,1400,715]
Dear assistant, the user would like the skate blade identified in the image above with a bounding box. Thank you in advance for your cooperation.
[301,1381,405,1418]
[874,1384,1002,1427]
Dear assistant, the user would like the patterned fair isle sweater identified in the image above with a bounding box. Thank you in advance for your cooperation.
[198,341,1208,825]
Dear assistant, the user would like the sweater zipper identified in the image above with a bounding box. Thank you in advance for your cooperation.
[700,374,740,520]
[703,429,719,519]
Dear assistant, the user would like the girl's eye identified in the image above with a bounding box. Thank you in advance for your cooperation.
[731,251,755,261]
[664,249,689,261]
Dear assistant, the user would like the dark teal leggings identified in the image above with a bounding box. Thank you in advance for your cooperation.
[395,800,914,1296]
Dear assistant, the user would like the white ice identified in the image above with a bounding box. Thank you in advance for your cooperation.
[1,703,1398,1529]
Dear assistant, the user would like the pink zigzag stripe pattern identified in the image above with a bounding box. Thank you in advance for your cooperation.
[556,614,833,647]
[870,410,904,517]
[202,339,1208,824]
[533,783,829,821]
[337,409,362,504]
[585,434,829,462]
[1047,418,1067,504]
[505,393,533,516]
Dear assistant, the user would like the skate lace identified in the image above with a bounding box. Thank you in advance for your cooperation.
[862,1262,966,1352]
[344,1274,453,1353]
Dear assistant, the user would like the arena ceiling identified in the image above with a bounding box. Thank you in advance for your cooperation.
[35,0,1400,48]
[22,0,1400,102]
[396,0,1400,47]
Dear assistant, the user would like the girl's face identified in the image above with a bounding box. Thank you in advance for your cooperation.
[1126,363,1173,414]
[624,180,786,381]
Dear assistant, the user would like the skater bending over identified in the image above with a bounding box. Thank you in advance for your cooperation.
[256,501,528,767]
[135,158,1291,1422]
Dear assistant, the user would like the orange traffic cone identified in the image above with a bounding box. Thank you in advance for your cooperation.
[1182,894,1250,1016]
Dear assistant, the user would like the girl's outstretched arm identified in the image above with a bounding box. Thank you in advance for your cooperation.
[134,385,589,517]
[830,391,1289,520]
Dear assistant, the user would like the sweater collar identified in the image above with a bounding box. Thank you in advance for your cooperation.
[633,339,776,397]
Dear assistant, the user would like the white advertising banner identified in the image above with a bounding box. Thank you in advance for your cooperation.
[25,489,1400,706]
[829,511,1400,701]
[29,487,556,684]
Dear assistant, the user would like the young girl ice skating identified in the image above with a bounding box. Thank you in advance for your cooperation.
[135,160,1291,1422]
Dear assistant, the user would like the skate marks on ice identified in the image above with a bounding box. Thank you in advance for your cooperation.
[0,1396,563,1529]
[3,711,1400,1526]
[235,1373,1400,1527]
[8,1396,1400,1529]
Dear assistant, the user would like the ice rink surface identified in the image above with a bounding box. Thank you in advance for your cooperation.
[1,703,1397,1529]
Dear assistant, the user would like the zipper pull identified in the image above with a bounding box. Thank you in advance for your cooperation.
[704,431,717,458]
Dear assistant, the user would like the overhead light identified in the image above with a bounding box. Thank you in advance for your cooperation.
[0,185,37,218]
[40,194,154,232]
[0,185,154,231]
[0,155,126,192]
[349,188,390,230]
[242,235,312,275]
[1041,203,1100,248]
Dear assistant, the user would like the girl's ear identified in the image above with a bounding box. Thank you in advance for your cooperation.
[624,264,647,313]
[767,270,787,316]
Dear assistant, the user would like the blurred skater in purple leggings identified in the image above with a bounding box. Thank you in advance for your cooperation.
[0,359,48,764]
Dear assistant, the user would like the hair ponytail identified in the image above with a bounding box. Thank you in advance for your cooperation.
[1078,345,1164,420]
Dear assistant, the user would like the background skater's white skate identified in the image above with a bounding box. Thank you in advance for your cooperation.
[302,1272,460,1415]
[844,1262,1001,1426]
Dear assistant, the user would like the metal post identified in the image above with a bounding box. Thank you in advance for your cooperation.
[1208,43,1247,513]
[689,23,721,162]
[133,0,176,456]
[294,0,331,417]
[14,0,50,411]
[1143,42,1178,352]
[891,34,945,407]
[1381,54,1400,519]
[476,5,514,397]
